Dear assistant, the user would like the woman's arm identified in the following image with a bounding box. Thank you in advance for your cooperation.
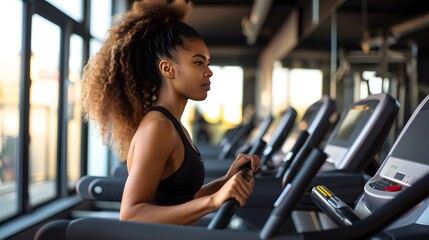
[119,117,251,225]
[120,116,205,224]
[120,115,257,225]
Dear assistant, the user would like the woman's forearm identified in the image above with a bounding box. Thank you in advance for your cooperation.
[120,195,217,225]
[194,175,228,198]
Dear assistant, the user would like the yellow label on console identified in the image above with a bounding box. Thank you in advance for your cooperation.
[316,185,332,197]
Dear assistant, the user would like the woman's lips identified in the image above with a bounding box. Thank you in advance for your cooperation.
[202,82,211,91]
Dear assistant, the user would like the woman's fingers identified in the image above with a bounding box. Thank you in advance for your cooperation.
[218,169,256,207]
[229,173,253,206]
[235,153,260,171]
[251,154,260,171]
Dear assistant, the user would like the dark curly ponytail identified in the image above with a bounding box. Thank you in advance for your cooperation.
[82,0,202,160]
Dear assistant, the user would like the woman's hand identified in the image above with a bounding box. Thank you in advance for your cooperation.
[211,171,255,208]
[225,153,260,180]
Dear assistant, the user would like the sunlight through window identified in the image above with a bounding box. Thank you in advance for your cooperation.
[185,65,243,143]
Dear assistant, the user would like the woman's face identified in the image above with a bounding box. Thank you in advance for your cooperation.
[170,38,213,101]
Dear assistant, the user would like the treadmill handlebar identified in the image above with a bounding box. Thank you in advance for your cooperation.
[260,148,328,239]
[311,185,360,227]
[275,130,309,178]
[302,171,429,240]
[281,144,313,187]
[207,139,267,230]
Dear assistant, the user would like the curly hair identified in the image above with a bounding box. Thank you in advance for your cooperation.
[82,0,202,161]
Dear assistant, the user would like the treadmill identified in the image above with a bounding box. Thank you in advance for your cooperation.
[37,96,429,240]
[287,93,400,232]
[205,96,336,228]
[238,93,399,229]
[307,94,429,239]
[352,94,429,237]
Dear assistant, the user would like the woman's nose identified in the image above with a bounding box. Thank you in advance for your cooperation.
[205,67,213,77]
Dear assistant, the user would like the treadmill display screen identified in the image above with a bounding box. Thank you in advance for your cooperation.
[394,172,405,181]
[390,106,429,165]
[330,100,378,147]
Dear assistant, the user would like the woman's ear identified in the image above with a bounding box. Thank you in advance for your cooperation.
[159,60,175,79]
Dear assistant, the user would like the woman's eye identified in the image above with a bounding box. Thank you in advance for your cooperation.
[195,61,203,65]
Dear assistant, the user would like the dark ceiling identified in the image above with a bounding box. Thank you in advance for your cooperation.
[189,0,296,47]
[188,0,298,66]
[130,0,429,66]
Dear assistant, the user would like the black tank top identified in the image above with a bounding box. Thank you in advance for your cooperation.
[149,106,205,206]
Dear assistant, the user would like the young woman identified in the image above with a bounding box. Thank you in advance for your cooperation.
[82,0,259,225]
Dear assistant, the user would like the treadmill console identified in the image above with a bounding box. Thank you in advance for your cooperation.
[323,93,398,170]
[363,100,429,211]
[355,95,429,229]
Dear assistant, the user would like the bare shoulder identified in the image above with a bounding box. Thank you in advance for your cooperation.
[139,111,174,133]
[133,111,177,149]
[127,110,178,170]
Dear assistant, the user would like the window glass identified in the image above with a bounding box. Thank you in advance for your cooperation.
[273,66,323,119]
[0,0,22,221]
[91,0,112,40]
[272,61,289,116]
[362,70,386,98]
[219,66,243,124]
[87,121,109,176]
[87,38,109,176]
[273,66,323,118]
[289,68,323,118]
[29,15,60,205]
[67,34,83,190]
[46,0,83,22]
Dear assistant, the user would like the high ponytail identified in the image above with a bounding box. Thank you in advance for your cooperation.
[127,0,193,25]
[82,0,202,161]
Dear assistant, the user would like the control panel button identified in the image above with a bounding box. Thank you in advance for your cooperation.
[369,178,397,191]
[385,184,402,192]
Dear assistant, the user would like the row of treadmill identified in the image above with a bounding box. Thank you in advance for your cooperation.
[35,93,429,239]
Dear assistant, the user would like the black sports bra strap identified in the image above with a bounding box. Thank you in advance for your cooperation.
[150,106,201,156]
[150,106,189,146]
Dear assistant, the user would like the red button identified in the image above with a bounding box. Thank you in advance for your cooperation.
[385,185,402,192]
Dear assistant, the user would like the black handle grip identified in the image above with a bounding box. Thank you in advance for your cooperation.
[301,172,429,240]
[311,185,360,227]
[260,148,327,239]
[275,130,309,178]
[281,144,313,187]
[207,139,266,230]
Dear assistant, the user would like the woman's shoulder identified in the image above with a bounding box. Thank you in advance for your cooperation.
[141,110,173,127]
[134,111,177,140]
[127,111,178,166]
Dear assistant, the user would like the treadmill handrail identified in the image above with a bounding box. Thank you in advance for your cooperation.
[260,148,328,239]
[208,139,267,230]
[259,107,297,166]
[275,130,309,178]
[302,171,429,240]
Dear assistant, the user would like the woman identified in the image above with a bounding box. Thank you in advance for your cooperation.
[82,0,259,225]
